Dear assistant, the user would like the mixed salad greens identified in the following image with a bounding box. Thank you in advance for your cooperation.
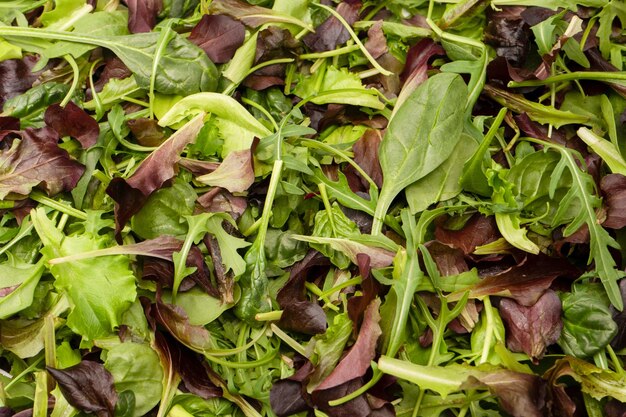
[1,0,626,416]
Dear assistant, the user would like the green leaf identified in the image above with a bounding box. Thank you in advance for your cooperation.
[373,73,468,234]
[205,215,250,277]
[40,0,91,30]
[105,343,163,417]
[558,284,618,358]
[3,82,69,119]
[32,208,136,341]
[293,65,384,109]
[0,26,218,95]
[577,127,626,176]
[312,169,377,216]
[131,180,197,240]
[0,257,44,319]
[597,1,626,59]
[161,287,239,326]
[406,131,478,214]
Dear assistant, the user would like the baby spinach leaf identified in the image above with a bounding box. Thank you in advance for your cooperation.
[559,284,618,358]
[372,73,467,234]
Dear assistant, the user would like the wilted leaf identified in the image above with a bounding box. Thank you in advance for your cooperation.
[127,118,166,147]
[48,361,118,417]
[0,128,84,199]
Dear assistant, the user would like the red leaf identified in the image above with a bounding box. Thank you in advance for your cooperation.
[0,127,84,199]
[48,361,118,417]
[189,15,245,64]
[123,0,162,33]
[44,102,99,148]
[0,56,41,107]
[315,298,382,391]
[303,2,360,52]
[499,290,563,361]
[435,214,499,255]
[601,174,626,229]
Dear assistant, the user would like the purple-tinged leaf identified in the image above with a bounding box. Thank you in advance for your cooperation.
[123,0,162,33]
[400,38,445,85]
[610,280,626,350]
[0,407,12,417]
[0,56,40,108]
[152,301,212,351]
[106,114,204,238]
[453,254,579,306]
[352,129,383,188]
[499,290,563,361]
[178,158,220,175]
[196,149,254,193]
[279,301,327,335]
[311,378,373,417]
[605,399,626,417]
[484,7,530,67]
[424,241,469,277]
[277,251,330,334]
[316,299,382,391]
[303,2,360,52]
[601,174,626,229]
[47,361,118,417]
[0,127,84,199]
[435,214,499,255]
[127,118,166,147]
[197,188,247,220]
[44,102,99,148]
[270,379,309,417]
[474,369,547,417]
[348,253,381,329]
[0,116,19,132]
[92,57,132,93]
[189,15,245,64]
[364,20,388,59]
[209,0,300,28]
[143,258,196,293]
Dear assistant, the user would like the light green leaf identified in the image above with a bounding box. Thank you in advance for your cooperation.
[577,127,626,176]
[162,287,240,326]
[294,66,384,109]
[105,343,163,417]
[0,257,44,319]
[32,208,136,341]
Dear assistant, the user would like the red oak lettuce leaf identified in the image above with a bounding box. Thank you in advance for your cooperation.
[435,214,499,255]
[610,279,626,350]
[123,0,162,33]
[244,27,301,90]
[364,21,388,60]
[197,188,247,219]
[152,300,212,351]
[92,57,133,93]
[352,129,383,189]
[424,241,469,277]
[106,114,204,239]
[483,7,530,67]
[44,102,99,148]
[499,290,563,361]
[0,127,84,199]
[303,2,360,52]
[143,258,196,292]
[458,254,578,306]
[400,38,445,86]
[601,174,626,229]
[47,361,118,417]
[311,378,394,417]
[315,298,382,391]
[277,251,330,335]
[127,118,166,147]
[0,56,40,107]
[189,15,245,64]
[270,360,315,417]
[209,0,291,28]
[0,116,19,132]
[348,253,382,329]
